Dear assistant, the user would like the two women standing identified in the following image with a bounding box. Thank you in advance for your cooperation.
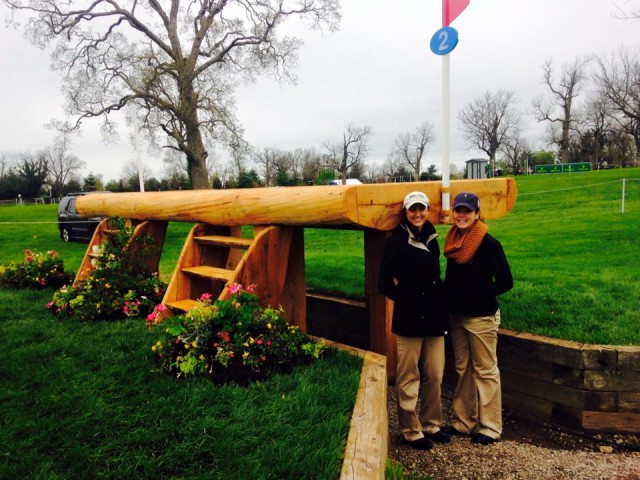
[379,191,513,449]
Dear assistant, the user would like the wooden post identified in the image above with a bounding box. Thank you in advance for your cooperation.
[364,229,396,380]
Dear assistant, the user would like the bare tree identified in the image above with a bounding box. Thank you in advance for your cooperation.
[389,122,435,180]
[533,57,590,163]
[3,1,341,189]
[458,90,521,174]
[382,153,408,181]
[323,124,372,184]
[45,145,86,197]
[500,135,529,175]
[594,48,640,164]
[254,148,280,187]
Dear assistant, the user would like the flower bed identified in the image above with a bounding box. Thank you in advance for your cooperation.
[46,217,166,321]
[0,249,72,289]
[148,283,326,384]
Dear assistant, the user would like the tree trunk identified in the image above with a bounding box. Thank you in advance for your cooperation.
[182,79,210,190]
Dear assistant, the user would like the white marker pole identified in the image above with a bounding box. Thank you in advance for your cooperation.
[441,53,451,222]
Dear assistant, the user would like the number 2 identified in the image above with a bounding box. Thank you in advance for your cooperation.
[438,30,449,51]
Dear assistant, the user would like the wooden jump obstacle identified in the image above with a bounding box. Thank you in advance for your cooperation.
[76,178,517,376]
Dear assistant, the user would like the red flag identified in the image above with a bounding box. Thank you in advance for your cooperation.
[443,0,470,27]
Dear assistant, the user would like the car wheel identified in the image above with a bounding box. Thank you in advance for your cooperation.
[61,228,71,242]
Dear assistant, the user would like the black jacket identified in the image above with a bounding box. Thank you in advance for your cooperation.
[445,233,513,317]
[378,221,449,337]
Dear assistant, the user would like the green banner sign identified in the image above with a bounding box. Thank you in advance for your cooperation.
[535,162,591,174]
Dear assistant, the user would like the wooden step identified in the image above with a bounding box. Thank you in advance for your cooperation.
[194,235,253,248]
[165,299,202,312]
[181,265,235,281]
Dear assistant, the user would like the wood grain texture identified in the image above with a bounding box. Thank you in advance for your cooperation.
[76,178,516,229]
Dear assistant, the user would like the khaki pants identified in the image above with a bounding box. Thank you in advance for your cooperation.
[449,311,502,439]
[395,335,445,441]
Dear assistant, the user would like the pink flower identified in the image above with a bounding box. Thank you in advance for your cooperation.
[218,331,230,342]
[199,293,212,302]
[257,339,263,345]
[228,283,242,295]
[246,283,257,293]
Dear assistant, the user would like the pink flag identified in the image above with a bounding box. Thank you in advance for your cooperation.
[443,0,470,27]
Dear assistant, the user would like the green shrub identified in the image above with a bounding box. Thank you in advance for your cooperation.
[148,283,327,384]
[0,249,73,289]
[46,217,166,321]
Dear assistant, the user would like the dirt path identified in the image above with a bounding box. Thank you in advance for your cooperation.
[387,387,640,480]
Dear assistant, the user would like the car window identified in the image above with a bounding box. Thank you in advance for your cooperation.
[67,198,78,215]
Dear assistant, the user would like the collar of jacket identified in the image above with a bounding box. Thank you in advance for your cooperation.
[400,222,437,252]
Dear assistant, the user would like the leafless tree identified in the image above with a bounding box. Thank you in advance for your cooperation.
[323,124,372,184]
[500,135,529,175]
[458,90,521,174]
[363,161,382,183]
[533,57,590,163]
[45,145,86,197]
[254,147,280,187]
[594,48,640,164]
[3,1,341,189]
[0,152,11,180]
[389,122,435,180]
[382,153,408,180]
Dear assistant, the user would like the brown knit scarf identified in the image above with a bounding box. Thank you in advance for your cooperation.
[444,220,489,264]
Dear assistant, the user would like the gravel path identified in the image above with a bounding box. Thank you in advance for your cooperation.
[387,386,640,480]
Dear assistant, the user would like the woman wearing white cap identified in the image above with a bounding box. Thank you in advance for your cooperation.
[378,191,451,450]
[442,192,513,445]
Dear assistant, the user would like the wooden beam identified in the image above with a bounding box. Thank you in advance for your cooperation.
[76,178,516,229]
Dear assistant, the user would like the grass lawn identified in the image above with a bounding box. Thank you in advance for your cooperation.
[0,286,362,479]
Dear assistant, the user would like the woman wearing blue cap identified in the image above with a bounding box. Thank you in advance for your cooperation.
[442,192,513,445]
[378,191,451,450]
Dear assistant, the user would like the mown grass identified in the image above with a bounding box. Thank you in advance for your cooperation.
[0,288,362,479]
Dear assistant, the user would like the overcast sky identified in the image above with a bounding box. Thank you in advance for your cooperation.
[1,0,639,183]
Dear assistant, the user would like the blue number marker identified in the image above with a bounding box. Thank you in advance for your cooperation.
[430,26,459,55]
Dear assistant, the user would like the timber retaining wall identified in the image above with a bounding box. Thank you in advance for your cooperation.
[307,293,640,434]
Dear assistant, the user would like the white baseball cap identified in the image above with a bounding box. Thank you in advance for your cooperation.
[403,191,430,210]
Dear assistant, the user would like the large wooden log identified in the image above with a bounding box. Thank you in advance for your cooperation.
[77,178,516,229]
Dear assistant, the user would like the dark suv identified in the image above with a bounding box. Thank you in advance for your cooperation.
[57,192,109,242]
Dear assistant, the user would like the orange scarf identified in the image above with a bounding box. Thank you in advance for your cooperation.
[444,220,489,264]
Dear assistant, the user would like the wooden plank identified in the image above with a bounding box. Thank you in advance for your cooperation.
[306,294,368,350]
[340,351,388,480]
[498,351,556,383]
[581,411,640,434]
[76,178,516,229]
[618,347,640,371]
[501,370,618,411]
[499,329,587,369]
[502,389,554,423]
[166,299,202,312]
[364,229,386,355]
[182,265,235,281]
[280,227,306,331]
[194,235,253,248]
[620,392,640,412]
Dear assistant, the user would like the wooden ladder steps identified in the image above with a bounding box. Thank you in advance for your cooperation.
[181,265,235,281]
[193,235,253,248]
[165,299,202,312]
